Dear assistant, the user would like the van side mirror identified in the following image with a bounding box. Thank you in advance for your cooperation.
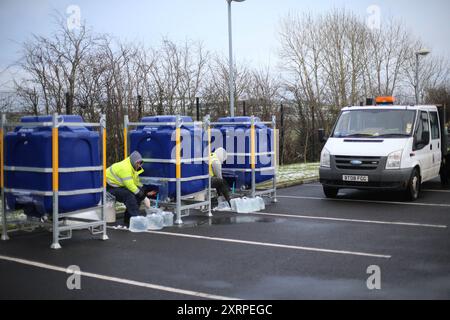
[318,128,328,143]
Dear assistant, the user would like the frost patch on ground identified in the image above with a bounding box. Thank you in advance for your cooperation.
[259,162,319,188]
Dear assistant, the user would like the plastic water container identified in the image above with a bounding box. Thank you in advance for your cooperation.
[255,196,266,211]
[104,192,116,223]
[214,117,274,188]
[5,115,102,217]
[216,201,231,211]
[129,216,149,232]
[146,213,164,230]
[230,198,238,212]
[161,211,174,227]
[231,197,264,213]
[231,197,247,213]
[129,116,208,199]
[145,207,162,215]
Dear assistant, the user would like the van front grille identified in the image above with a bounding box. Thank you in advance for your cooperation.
[334,155,381,171]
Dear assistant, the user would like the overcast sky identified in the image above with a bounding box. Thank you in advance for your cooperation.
[1,0,449,89]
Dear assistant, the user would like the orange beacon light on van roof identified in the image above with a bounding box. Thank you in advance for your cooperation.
[375,96,395,105]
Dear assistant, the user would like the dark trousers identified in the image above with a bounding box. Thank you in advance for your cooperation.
[211,177,231,203]
[107,186,147,225]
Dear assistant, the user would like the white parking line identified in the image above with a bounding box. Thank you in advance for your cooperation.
[422,189,450,193]
[248,212,447,229]
[299,184,450,193]
[113,228,391,259]
[277,195,450,208]
[0,254,238,300]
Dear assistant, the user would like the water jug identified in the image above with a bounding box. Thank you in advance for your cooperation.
[146,213,164,230]
[129,216,149,232]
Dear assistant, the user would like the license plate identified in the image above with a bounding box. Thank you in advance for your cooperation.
[342,175,369,182]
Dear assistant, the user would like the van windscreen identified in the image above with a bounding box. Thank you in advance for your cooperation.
[332,109,417,138]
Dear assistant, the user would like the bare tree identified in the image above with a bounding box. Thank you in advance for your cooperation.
[247,65,281,119]
[278,8,449,162]
[202,55,251,118]
[14,81,40,115]
[403,50,449,104]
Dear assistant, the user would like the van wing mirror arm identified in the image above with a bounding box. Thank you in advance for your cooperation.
[318,128,328,143]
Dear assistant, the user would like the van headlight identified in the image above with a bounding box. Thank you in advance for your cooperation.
[320,148,331,168]
[386,150,403,170]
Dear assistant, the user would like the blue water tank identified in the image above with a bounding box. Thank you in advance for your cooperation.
[129,116,208,199]
[5,115,102,217]
[213,117,274,188]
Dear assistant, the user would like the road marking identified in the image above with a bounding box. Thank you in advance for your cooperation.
[297,183,450,194]
[112,228,391,259]
[0,254,238,300]
[249,212,447,229]
[277,195,450,208]
[422,189,450,193]
[299,184,450,193]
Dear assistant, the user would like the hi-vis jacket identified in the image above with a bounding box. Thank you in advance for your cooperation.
[106,157,144,194]
[209,152,221,178]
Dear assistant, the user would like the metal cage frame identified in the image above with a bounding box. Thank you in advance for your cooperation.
[209,115,278,202]
[124,114,212,225]
[0,113,109,249]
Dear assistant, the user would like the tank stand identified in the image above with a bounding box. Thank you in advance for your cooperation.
[175,218,183,225]
[50,242,62,250]
[1,113,109,250]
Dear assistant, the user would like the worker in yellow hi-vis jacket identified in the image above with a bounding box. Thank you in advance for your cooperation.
[210,148,231,206]
[106,151,154,227]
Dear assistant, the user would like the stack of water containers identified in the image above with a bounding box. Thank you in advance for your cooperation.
[213,117,274,188]
[4,115,102,217]
[129,116,208,199]
[129,208,174,233]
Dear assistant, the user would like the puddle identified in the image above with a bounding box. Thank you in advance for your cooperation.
[174,214,278,228]
[211,216,276,225]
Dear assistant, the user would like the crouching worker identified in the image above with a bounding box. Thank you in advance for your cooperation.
[210,147,231,206]
[106,151,154,227]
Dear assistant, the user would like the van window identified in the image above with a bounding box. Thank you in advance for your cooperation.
[429,111,440,140]
[414,111,430,148]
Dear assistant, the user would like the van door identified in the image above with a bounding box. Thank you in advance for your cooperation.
[413,111,432,181]
[429,110,442,178]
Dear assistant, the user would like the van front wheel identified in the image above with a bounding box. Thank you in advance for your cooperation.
[323,186,339,198]
[405,169,420,201]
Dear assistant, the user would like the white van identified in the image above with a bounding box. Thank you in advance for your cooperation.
[319,98,449,201]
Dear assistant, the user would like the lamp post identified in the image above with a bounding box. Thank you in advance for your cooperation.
[415,49,430,105]
[227,0,245,117]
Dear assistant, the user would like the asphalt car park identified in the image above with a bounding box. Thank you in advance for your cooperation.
[0,179,449,299]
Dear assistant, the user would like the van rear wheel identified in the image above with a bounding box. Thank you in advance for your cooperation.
[323,186,339,198]
[405,169,420,201]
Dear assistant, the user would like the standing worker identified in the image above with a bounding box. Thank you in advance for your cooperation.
[106,151,153,227]
[210,147,231,206]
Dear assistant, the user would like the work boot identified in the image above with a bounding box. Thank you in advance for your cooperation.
[123,212,131,228]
